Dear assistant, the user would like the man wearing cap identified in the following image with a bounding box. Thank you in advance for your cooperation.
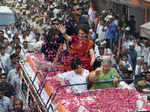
[105,15,117,52]
[135,57,144,75]
[6,31,12,43]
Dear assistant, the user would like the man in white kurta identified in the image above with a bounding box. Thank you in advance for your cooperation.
[0,47,10,73]
[96,20,106,42]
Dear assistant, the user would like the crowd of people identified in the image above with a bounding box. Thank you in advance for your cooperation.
[0,0,150,111]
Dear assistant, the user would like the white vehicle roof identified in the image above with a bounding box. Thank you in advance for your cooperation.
[0,6,14,14]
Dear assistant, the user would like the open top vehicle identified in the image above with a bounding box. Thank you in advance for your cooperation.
[18,53,150,112]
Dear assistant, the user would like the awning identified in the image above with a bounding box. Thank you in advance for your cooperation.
[142,0,150,6]
[110,0,140,6]
[140,22,150,39]
[109,0,150,8]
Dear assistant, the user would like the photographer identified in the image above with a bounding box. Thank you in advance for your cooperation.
[122,69,133,84]
[135,72,150,92]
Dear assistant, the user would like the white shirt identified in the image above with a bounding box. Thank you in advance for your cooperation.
[94,44,99,57]
[135,64,142,75]
[58,69,89,92]
[5,36,12,43]
[28,40,43,53]
[11,50,24,61]
[141,46,150,61]
[148,54,150,66]
[0,53,10,67]
[28,31,36,43]
[20,47,29,59]
[122,40,134,49]
[0,96,13,112]
[23,0,26,3]
[96,22,106,41]
[6,46,14,54]
[53,8,61,18]
[20,36,30,44]
[104,48,112,55]
[7,69,21,97]
[122,40,129,49]
[135,44,142,57]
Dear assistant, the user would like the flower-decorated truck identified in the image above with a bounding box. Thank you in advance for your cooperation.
[19,53,150,112]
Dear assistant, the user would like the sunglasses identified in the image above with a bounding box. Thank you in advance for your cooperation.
[73,8,82,11]
[52,23,59,25]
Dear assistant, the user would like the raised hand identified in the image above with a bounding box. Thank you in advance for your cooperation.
[58,24,66,34]
[88,73,96,82]
[57,24,72,41]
